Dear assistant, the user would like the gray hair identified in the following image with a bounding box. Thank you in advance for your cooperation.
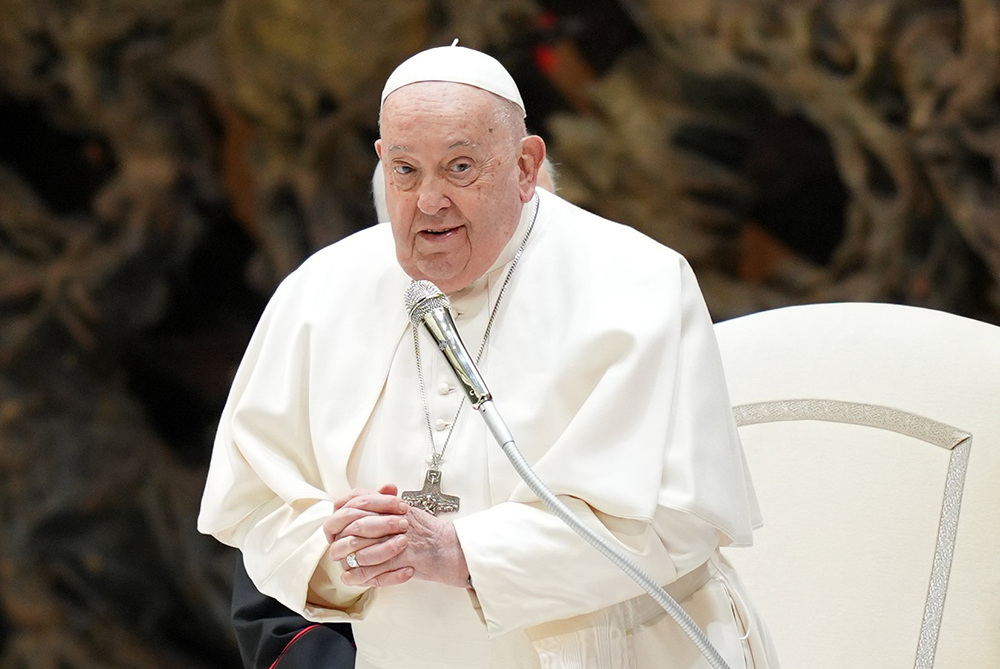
[372,159,390,222]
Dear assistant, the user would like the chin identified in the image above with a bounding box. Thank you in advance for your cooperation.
[426,276,466,294]
[414,264,469,293]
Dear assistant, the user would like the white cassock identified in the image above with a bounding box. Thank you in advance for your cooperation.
[199,188,779,668]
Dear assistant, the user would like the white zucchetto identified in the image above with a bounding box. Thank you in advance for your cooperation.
[380,43,526,118]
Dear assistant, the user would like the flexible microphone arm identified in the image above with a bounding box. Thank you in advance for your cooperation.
[404,281,732,669]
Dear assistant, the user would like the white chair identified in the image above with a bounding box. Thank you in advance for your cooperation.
[715,303,1000,668]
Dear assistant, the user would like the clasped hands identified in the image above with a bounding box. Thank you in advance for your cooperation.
[323,484,470,590]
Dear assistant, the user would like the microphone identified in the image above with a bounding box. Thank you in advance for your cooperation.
[404,280,492,409]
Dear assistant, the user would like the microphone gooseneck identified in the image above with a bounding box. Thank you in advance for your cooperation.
[402,280,731,669]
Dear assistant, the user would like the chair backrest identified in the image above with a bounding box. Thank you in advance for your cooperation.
[715,303,1000,668]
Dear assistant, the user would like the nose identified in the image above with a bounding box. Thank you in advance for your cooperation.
[416,180,451,215]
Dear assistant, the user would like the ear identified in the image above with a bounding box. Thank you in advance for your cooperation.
[375,139,384,160]
[517,135,546,203]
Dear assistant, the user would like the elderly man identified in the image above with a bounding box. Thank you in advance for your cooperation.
[200,45,777,668]
[228,157,561,669]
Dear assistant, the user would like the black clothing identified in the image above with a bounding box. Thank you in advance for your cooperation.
[231,559,356,668]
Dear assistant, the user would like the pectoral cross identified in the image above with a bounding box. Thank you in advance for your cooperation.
[401,468,460,516]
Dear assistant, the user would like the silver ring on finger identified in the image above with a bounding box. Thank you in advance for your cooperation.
[345,552,359,569]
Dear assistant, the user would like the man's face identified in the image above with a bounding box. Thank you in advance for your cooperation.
[376,82,534,294]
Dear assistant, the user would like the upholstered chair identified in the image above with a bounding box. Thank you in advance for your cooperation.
[715,303,1000,668]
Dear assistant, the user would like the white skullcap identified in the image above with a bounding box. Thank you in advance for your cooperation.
[381,43,526,118]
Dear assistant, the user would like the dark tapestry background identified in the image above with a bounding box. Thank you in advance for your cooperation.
[1,1,998,666]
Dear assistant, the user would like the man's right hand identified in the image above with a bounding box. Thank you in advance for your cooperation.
[323,484,414,587]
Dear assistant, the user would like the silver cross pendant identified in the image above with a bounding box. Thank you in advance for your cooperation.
[401,468,460,516]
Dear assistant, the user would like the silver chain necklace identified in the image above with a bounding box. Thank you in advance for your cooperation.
[401,196,540,515]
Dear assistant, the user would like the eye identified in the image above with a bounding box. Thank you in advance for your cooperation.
[450,162,472,173]
[394,164,414,175]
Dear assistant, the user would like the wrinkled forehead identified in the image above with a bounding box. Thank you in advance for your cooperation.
[379,82,514,142]
[383,81,495,117]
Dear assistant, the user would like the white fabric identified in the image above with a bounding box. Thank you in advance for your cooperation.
[199,188,772,667]
[381,44,526,117]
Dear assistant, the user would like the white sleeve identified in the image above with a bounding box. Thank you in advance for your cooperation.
[454,500,719,636]
[198,277,375,620]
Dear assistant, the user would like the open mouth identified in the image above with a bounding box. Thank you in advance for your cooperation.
[420,226,460,239]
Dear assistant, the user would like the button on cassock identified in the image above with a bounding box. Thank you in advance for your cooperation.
[435,419,451,431]
[437,382,453,395]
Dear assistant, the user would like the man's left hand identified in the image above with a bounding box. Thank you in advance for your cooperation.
[338,498,470,590]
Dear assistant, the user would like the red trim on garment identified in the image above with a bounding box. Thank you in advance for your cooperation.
[269,625,322,669]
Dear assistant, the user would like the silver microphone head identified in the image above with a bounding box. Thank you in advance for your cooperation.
[403,279,492,408]
[404,280,449,326]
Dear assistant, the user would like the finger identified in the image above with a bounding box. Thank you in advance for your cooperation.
[341,534,407,569]
[333,486,403,512]
[341,493,407,515]
[328,534,393,562]
[322,507,380,541]
[368,567,415,588]
[333,487,379,512]
[341,556,400,586]
[339,513,409,540]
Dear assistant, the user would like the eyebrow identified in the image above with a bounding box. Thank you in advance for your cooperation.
[385,141,478,153]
